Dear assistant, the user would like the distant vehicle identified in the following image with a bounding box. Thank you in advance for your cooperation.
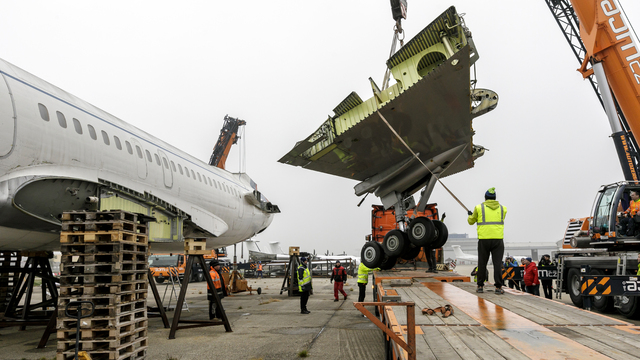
[149,251,218,283]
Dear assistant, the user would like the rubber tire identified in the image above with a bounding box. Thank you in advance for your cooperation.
[400,243,422,260]
[431,220,449,249]
[382,230,406,257]
[257,287,262,295]
[156,278,165,284]
[590,269,614,313]
[567,268,583,308]
[197,272,204,282]
[407,217,436,247]
[379,255,398,271]
[361,241,384,268]
[616,295,640,319]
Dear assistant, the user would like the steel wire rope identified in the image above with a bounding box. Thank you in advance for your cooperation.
[376,111,471,212]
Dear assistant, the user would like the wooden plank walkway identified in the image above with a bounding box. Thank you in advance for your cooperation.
[378,278,638,360]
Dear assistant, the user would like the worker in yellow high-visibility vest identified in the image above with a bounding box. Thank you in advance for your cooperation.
[298,257,312,314]
[468,187,507,295]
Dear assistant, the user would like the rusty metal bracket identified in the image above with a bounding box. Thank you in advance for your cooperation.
[353,301,415,360]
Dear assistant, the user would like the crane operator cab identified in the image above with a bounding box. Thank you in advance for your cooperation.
[590,182,640,248]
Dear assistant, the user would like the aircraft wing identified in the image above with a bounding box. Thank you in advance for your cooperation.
[279,7,498,203]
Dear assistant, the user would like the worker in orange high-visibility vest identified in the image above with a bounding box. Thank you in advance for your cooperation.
[621,190,640,236]
[207,259,227,320]
[257,261,263,279]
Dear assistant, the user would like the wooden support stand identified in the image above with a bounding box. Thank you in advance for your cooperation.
[168,254,231,339]
[146,268,169,328]
[279,252,311,296]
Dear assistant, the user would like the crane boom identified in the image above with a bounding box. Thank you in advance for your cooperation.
[545,0,640,181]
[209,115,246,170]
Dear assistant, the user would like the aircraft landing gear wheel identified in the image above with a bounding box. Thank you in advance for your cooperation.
[361,241,384,268]
[382,230,406,257]
[379,255,398,271]
[431,220,449,249]
[590,269,614,313]
[400,243,422,260]
[407,217,435,247]
[567,268,583,308]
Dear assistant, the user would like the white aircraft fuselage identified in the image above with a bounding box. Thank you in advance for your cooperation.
[0,58,278,252]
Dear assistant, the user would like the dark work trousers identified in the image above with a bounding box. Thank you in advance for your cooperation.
[300,290,309,312]
[477,239,504,288]
[358,283,367,302]
[508,279,521,291]
[208,291,224,319]
[541,280,553,299]
[526,284,540,296]
[426,248,437,270]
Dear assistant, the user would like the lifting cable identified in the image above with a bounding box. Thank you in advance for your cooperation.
[376,110,471,212]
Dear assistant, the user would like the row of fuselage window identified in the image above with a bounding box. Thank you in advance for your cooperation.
[37,103,242,198]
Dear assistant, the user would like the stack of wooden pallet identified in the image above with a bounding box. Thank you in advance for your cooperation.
[57,210,150,360]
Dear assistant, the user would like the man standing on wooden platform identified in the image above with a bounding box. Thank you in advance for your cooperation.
[468,187,507,295]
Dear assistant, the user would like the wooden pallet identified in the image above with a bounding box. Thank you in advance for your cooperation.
[56,347,146,360]
[58,319,147,341]
[60,231,148,245]
[57,308,147,330]
[57,334,147,354]
[61,220,148,235]
[60,281,148,296]
[60,262,148,276]
[61,242,148,255]
[61,251,147,264]
[61,210,144,224]
[58,292,141,307]
[58,299,146,319]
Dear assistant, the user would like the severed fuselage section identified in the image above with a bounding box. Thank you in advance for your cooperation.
[279,6,498,268]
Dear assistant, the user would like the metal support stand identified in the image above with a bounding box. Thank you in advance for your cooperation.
[146,268,170,328]
[163,266,187,312]
[169,255,231,339]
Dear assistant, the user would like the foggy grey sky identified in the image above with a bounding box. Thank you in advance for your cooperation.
[2,1,639,259]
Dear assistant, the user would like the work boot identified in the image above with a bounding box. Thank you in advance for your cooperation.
[301,310,310,314]
[344,295,348,300]
[476,286,484,293]
[334,299,339,302]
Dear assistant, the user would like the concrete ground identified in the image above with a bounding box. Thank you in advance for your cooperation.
[3,266,638,359]
[0,276,384,360]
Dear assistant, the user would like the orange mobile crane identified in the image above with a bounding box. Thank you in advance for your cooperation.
[209,115,246,170]
[545,0,640,318]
